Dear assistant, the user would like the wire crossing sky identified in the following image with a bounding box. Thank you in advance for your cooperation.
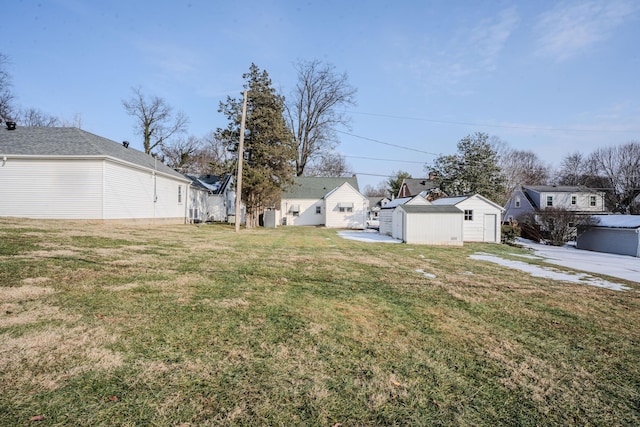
[3,0,639,189]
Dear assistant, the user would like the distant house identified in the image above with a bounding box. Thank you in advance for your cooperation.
[184,174,235,223]
[279,176,368,229]
[431,194,503,243]
[397,173,439,198]
[577,215,640,257]
[0,125,191,223]
[504,185,607,222]
[367,196,391,227]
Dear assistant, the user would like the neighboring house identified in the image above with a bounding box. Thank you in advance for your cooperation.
[397,174,439,198]
[504,185,607,222]
[184,175,211,223]
[0,125,191,223]
[279,176,368,229]
[576,215,640,257]
[431,194,503,243]
[367,196,391,227]
[185,174,236,222]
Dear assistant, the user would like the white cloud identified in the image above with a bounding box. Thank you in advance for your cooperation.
[534,0,638,61]
[468,7,520,71]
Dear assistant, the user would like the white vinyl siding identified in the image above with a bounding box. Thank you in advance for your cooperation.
[0,158,103,219]
[280,199,323,226]
[324,184,367,229]
[0,157,189,222]
[458,198,502,242]
[434,195,503,243]
[103,162,155,219]
[399,208,463,246]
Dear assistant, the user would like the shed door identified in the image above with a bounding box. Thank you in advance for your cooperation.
[484,214,497,242]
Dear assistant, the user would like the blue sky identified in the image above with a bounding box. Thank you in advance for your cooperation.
[4,0,639,190]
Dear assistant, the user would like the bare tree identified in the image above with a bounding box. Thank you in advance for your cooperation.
[17,108,60,127]
[286,60,357,176]
[0,53,16,122]
[304,152,352,177]
[500,148,550,198]
[161,135,203,174]
[123,87,188,155]
[588,142,640,214]
[363,182,389,197]
[555,151,588,185]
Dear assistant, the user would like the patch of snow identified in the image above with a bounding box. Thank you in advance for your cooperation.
[517,239,640,284]
[591,214,640,228]
[337,230,401,243]
[470,253,630,291]
[416,269,436,278]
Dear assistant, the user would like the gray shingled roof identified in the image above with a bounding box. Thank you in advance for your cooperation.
[523,185,600,193]
[282,176,360,199]
[0,126,187,180]
[401,178,438,196]
[400,205,463,214]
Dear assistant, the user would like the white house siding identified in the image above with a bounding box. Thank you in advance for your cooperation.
[187,187,210,223]
[103,161,188,222]
[103,161,154,219]
[0,158,103,219]
[402,210,463,246]
[324,184,368,229]
[527,190,604,212]
[280,198,324,226]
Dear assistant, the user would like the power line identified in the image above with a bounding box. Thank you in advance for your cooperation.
[336,130,440,155]
[342,154,425,164]
[347,110,640,134]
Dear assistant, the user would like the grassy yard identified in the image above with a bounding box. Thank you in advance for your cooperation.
[0,218,638,426]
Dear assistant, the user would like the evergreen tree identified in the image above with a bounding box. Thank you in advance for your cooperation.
[216,64,296,228]
[431,132,505,202]
[386,170,412,198]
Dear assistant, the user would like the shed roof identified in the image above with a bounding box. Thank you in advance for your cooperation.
[431,193,504,211]
[282,176,360,199]
[400,205,463,214]
[591,215,640,228]
[0,126,187,180]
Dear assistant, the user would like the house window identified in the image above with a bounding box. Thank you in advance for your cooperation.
[338,202,353,213]
[315,206,321,214]
[464,210,473,221]
[178,186,183,204]
[590,196,597,207]
[291,204,300,217]
[571,195,577,205]
[515,196,521,208]
[546,196,553,207]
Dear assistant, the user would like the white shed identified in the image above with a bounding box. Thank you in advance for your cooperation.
[0,126,190,223]
[431,194,503,243]
[379,196,428,236]
[394,204,464,245]
[577,215,640,257]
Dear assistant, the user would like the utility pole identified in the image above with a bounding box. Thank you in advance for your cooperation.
[234,90,248,232]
